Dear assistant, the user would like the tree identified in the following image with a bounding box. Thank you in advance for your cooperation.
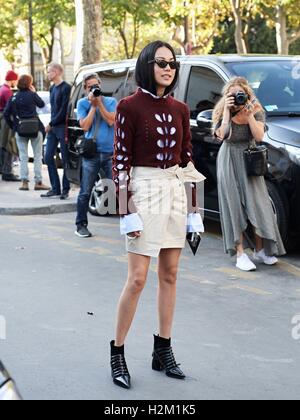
[159,0,228,55]
[80,0,103,65]
[0,0,24,61]
[0,0,75,64]
[252,0,300,54]
[230,0,248,53]
[102,0,159,59]
[30,0,76,64]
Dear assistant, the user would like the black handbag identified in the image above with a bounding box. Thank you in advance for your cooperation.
[75,113,100,160]
[16,117,40,138]
[75,137,97,159]
[244,143,268,177]
[12,95,40,138]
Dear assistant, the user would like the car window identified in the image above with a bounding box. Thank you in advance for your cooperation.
[186,66,224,119]
[227,61,300,114]
[71,67,137,118]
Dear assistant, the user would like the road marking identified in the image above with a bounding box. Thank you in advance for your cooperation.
[0,223,15,230]
[181,273,217,285]
[30,234,63,242]
[277,260,300,278]
[10,228,38,235]
[59,240,82,248]
[90,236,124,245]
[220,284,272,296]
[241,354,294,364]
[215,267,258,280]
[46,225,71,233]
[109,255,128,264]
[76,247,111,256]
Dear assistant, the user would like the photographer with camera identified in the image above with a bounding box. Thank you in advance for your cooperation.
[75,73,117,238]
[213,77,285,272]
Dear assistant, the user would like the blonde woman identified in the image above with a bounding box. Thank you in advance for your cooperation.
[213,77,285,272]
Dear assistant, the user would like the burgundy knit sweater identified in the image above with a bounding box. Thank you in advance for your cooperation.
[113,89,196,215]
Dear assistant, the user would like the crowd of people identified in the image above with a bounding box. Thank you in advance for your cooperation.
[0,41,286,391]
[0,64,71,197]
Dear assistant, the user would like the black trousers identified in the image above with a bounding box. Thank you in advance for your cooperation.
[0,147,13,175]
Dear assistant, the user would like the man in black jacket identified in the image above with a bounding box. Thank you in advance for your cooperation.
[41,63,71,200]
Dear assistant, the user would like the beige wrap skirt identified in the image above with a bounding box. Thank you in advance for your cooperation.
[126,162,205,257]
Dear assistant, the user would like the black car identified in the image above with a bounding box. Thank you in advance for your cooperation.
[66,55,300,250]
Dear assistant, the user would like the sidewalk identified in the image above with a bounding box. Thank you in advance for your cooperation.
[0,163,79,216]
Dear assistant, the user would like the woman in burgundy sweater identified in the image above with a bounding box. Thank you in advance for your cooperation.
[110,41,205,390]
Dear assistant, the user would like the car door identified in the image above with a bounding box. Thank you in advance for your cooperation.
[185,65,226,219]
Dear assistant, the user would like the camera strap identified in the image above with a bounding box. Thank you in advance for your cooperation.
[92,111,101,144]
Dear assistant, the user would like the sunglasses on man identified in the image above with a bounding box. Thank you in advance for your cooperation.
[148,59,180,70]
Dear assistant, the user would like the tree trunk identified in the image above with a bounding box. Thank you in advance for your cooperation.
[276,5,289,55]
[230,0,248,54]
[81,0,102,66]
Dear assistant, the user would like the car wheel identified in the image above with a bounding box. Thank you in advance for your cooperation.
[266,180,292,251]
[88,174,109,217]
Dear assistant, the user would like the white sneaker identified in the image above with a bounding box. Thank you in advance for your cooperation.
[236,254,257,272]
[253,249,278,266]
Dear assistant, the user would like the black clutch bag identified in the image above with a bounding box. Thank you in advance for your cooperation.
[186,232,202,256]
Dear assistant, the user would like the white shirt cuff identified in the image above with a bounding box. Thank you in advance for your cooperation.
[187,213,205,233]
[120,213,144,235]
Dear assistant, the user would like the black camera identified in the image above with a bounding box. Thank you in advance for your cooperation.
[234,91,248,106]
[90,85,102,97]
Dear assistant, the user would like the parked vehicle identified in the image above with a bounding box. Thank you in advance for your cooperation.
[0,361,22,401]
[66,55,300,249]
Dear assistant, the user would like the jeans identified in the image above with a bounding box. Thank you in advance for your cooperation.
[16,132,43,182]
[45,126,70,195]
[76,153,113,226]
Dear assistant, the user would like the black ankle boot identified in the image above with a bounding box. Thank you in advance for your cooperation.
[110,341,131,389]
[152,335,186,380]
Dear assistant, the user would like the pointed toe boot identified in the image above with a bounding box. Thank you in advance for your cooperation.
[152,335,186,380]
[110,341,131,389]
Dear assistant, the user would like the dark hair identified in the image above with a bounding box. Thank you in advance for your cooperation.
[135,41,179,96]
[83,73,102,89]
[17,74,33,91]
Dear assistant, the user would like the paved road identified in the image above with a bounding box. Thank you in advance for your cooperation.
[0,214,300,400]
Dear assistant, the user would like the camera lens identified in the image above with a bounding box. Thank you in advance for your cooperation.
[90,85,102,97]
[234,92,248,106]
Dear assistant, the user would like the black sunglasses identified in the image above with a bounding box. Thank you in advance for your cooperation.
[148,59,180,70]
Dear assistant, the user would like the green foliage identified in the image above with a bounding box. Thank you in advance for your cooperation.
[103,0,160,58]
[0,0,75,63]
[0,0,24,61]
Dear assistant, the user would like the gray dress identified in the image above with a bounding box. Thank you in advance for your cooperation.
[217,112,286,257]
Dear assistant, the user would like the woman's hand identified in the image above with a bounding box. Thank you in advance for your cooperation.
[224,93,235,110]
[127,231,142,239]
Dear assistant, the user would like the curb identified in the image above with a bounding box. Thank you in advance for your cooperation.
[0,202,77,216]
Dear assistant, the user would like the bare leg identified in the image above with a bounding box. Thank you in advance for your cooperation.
[236,234,245,257]
[115,253,151,347]
[255,233,263,252]
[157,248,182,339]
